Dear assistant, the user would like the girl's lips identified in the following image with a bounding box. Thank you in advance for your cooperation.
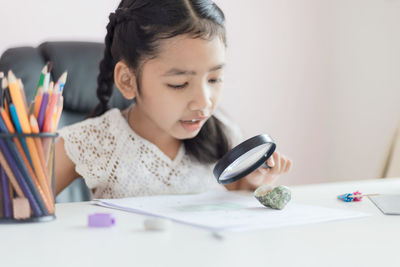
[180,118,206,132]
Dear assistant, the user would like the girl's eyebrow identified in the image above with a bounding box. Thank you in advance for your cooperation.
[163,63,225,76]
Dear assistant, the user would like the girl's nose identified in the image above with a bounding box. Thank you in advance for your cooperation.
[188,85,212,112]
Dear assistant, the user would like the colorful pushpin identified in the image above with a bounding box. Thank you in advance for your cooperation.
[337,191,379,202]
[88,213,116,227]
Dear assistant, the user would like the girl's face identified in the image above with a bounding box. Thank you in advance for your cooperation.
[131,35,226,143]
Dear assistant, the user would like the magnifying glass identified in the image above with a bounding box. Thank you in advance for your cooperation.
[213,134,276,184]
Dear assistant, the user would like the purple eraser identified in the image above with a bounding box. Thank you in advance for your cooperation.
[88,213,116,227]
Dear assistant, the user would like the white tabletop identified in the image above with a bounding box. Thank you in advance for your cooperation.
[1,178,400,267]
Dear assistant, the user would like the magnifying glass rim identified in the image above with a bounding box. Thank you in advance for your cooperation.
[213,134,276,184]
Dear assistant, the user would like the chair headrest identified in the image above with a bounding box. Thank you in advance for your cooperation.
[0,41,131,114]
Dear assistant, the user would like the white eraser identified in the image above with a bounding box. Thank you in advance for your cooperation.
[143,217,171,231]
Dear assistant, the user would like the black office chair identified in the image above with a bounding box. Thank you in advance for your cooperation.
[0,41,131,202]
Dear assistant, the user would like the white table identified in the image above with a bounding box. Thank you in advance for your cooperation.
[1,178,400,267]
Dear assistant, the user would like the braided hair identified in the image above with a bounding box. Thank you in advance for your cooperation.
[90,0,231,164]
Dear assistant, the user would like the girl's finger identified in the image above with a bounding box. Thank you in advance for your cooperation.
[285,159,292,173]
[267,155,275,167]
[271,152,281,175]
[280,155,287,174]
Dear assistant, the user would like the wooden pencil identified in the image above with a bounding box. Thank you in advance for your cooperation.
[0,149,25,198]
[33,65,47,98]
[17,78,28,110]
[0,167,12,218]
[1,77,10,119]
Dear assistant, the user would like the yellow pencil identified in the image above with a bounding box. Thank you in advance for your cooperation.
[30,115,50,185]
[17,78,28,110]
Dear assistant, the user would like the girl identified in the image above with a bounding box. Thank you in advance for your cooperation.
[55,0,292,199]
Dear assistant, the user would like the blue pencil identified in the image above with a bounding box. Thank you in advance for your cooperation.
[9,104,33,167]
[0,117,46,216]
[0,167,12,218]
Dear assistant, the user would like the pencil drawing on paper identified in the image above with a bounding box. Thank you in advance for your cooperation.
[173,202,245,212]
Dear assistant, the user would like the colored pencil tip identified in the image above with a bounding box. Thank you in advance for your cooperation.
[53,83,60,93]
[7,70,16,83]
[49,81,54,92]
[58,72,68,84]
[47,62,53,73]
[17,78,24,90]
[41,64,48,74]
[1,77,8,89]
[30,114,38,126]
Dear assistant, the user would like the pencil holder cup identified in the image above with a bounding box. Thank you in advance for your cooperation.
[0,132,58,223]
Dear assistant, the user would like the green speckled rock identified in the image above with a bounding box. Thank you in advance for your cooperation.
[254,185,291,210]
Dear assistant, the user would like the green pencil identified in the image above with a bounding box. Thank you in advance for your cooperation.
[33,65,47,98]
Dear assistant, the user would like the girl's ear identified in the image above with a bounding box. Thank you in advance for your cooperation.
[114,61,138,99]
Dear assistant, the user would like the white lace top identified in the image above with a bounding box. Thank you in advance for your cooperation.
[59,108,242,199]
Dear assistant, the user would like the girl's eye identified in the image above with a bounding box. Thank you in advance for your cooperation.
[209,78,223,84]
[167,82,188,90]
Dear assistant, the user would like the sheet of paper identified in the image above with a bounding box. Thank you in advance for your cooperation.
[93,190,369,232]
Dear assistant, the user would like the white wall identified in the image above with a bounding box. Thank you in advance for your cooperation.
[1,0,399,185]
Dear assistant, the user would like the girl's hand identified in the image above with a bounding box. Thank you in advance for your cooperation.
[224,151,292,191]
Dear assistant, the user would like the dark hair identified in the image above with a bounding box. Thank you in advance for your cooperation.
[90,0,231,164]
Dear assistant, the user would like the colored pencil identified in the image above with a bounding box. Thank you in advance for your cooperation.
[1,167,12,218]
[0,149,25,198]
[53,95,64,131]
[43,71,50,92]
[30,116,52,186]
[37,92,49,131]
[7,71,30,133]
[0,75,3,108]
[34,87,43,118]
[9,104,33,167]
[1,78,10,119]
[33,65,47,98]
[57,72,68,93]
[17,78,28,110]
[42,92,58,133]
[0,173,4,218]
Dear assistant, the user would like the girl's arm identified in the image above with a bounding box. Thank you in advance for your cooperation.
[55,137,80,195]
[224,151,292,191]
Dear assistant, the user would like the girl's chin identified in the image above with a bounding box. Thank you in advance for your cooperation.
[173,127,203,140]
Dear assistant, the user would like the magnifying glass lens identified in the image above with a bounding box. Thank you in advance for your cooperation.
[219,143,272,181]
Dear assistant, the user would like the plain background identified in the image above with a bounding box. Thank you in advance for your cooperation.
[0,0,399,186]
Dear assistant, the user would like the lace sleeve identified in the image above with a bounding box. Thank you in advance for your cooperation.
[57,113,119,190]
